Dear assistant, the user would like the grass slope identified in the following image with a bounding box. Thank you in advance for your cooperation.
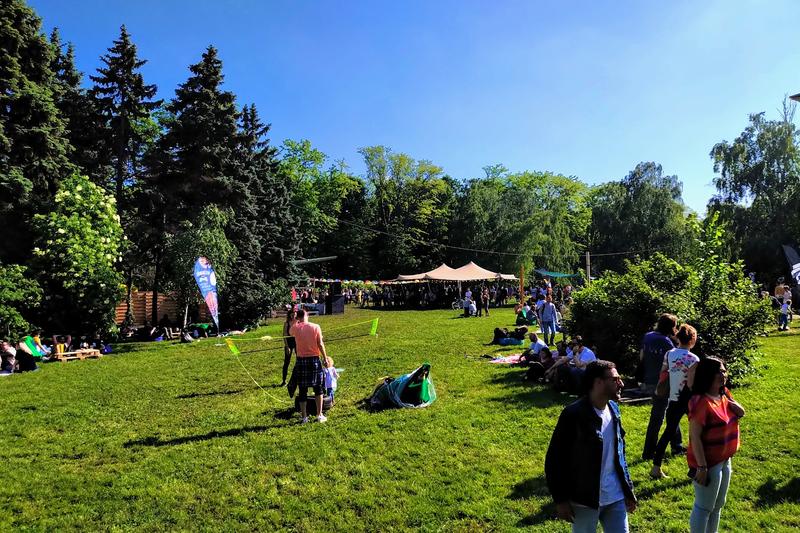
[0,308,798,531]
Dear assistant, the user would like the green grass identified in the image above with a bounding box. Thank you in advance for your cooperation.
[1,308,798,531]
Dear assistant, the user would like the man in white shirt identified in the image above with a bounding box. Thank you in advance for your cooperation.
[545,360,636,532]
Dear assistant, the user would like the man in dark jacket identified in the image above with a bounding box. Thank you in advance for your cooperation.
[545,360,636,532]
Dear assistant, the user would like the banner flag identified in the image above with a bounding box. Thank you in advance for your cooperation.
[193,256,220,328]
[370,318,379,336]
[782,245,800,284]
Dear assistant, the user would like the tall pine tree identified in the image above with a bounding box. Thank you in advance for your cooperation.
[223,104,297,326]
[49,28,107,185]
[142,46,240,324]
[0,0,74,263]
[89,25,160,201]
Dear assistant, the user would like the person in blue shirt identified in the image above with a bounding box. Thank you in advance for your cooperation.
[640,314,684,460]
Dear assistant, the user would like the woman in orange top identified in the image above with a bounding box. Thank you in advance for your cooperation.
[687,357,745,533]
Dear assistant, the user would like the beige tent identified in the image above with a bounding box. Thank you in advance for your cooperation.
[395,262,517,282]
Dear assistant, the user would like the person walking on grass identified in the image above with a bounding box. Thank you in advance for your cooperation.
[540,294,558,345]
[686,357,745,533]
[641,314,682,460]
[650,324,700,479]
[545,360,636,532]
[289,309,329,424]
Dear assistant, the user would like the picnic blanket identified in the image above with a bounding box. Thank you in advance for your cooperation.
[488,354,523,364]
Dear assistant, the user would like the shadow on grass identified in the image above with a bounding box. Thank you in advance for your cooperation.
[756,477,800,506]
[175,388,255,399]
[485,368,576,408]
[635,477,692,500]
[124,421,287,448]
[510,475,556,527]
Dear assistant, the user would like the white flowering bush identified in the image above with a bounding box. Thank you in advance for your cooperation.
[33,174,125,334]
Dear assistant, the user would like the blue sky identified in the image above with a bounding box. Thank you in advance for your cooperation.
[31,0,800,214]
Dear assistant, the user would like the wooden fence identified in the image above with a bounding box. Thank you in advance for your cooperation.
[115,291,211,326]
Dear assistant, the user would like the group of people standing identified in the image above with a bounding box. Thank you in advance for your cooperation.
[545,313,745,532]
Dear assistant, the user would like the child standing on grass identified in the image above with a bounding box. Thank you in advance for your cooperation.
[323,356,339,404]
[779,299,791,331]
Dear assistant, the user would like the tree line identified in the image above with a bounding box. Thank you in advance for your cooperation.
[1,0,798,336]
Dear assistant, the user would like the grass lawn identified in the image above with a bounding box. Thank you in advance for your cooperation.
[1,307,798,531]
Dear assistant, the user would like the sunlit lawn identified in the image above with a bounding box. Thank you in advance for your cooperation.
[0,307,798,531]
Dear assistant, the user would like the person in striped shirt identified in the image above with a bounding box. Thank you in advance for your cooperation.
[687,357,745,533]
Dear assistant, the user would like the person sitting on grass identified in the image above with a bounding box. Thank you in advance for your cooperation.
[521,332,548,364]
[51,334,73,357]
[544,339,575,382]
[488,326,529,345]
[1,340,17,376]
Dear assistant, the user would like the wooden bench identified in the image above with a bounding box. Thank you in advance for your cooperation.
[53,349,102,362]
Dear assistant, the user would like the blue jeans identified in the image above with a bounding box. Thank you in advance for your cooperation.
[572,499,629,532]
[690,458,731,533]
[779,314,789,329]
[541,320,556,344]
[326,387,335,402]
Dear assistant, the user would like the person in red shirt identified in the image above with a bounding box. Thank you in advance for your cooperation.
[289,309,329,424]
[687,357,745,533]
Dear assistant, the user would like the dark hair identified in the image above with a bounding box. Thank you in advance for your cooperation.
[573,335,584,348]
[296,308,306,320]
[582,360,616,394]
[540,347,553,360]
[676,324,697,345]
[691,357,724,395]
[655,313,678,336]
[285,309,296,322]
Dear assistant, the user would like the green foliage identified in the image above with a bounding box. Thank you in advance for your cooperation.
[0,263,42,339]
[164,205,236,313]
[566,254,695,372]
[708,104,800,282]
[224,106,296,327]
[89,25,160,199]
[450,170,589,275]
[32,174,124,333]
[568,215,771,380]
[587,162,692,273]
[0,0,74,264]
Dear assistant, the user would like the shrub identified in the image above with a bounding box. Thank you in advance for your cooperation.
[0,263,42,339]
[567,214,771,382]
[32,174,125,334]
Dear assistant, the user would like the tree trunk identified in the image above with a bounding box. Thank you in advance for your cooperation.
[151,246,161,327]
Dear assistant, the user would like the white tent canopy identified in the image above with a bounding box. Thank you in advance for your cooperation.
[395,261,517,282]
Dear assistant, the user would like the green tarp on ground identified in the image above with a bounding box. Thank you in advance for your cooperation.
[369,363,437,409]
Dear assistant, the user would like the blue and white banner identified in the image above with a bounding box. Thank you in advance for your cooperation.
[193,256,219,327]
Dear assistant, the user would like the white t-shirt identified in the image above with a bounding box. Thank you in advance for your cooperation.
[665,348,699,402]
[323,367,339,390]
[464,290,472,300]
[529,338,547,355]
[594,405,626,506]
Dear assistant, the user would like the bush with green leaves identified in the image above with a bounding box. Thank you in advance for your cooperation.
[567,214,771,382]
[32,173,124,334]
[0,264,43,340]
